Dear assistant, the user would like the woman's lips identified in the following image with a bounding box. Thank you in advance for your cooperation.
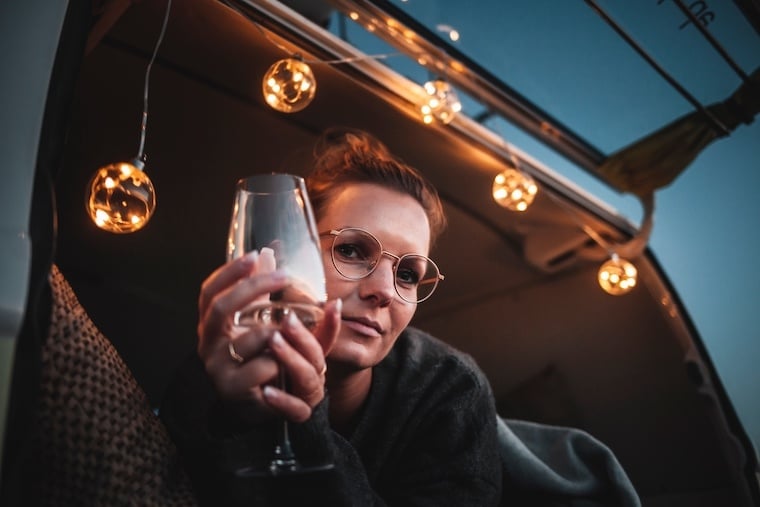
[342,317,382,338]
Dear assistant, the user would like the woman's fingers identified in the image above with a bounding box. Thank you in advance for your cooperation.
[206,327,318,422]
[198,251,259,317]
[270,299,341,375]
[217,355,280,402]
[203,328,274,394]
[197,270,288,357]
[262,385,313,423]
[205,326,269,371]
[268,328,325,407]
[316,298,342,356]
[197,250,283,339]
[194,249,335,423]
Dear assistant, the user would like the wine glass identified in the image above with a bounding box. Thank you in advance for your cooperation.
[226,173,333,476]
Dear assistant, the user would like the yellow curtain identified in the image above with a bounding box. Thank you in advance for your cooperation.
[597,67,759,199]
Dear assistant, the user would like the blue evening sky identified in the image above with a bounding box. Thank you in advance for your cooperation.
[335,0,760,453]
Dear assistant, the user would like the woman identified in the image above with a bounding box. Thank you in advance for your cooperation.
[160,128,502,506]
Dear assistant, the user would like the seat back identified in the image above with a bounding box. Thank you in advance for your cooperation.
[10,265,198,505]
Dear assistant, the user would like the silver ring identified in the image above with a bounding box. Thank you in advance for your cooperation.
[228,341,244,363]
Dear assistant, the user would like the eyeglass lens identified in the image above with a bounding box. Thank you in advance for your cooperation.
[331,228,440,303]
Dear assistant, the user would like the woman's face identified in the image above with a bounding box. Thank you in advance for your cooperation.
[317,183,432,371]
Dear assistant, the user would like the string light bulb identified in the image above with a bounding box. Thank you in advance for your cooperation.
[86,159,156,233]
[85,0,171,233]
[421,78,461,124]
[598,254,638,295]
[492,166,538,211]
[262,57,317,113]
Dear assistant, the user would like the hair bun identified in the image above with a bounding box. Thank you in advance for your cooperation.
[315,126,394,163]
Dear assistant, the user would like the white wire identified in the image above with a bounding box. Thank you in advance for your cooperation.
[136,0,172,163]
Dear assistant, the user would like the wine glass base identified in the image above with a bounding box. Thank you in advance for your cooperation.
[236,461,335,477]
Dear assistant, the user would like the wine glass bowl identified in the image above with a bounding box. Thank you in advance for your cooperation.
[233,301,324,333]
[226,173,332,476]
[227,173,326,303]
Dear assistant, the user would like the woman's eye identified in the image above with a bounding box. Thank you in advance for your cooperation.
[396,268,420,286]
[335,243,364,260]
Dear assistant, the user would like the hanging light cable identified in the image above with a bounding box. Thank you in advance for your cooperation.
[85,0,172,234]
[541,187,654,296]
[592,193,654,295]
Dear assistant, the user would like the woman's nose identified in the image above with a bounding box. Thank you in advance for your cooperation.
[359,256,397,306]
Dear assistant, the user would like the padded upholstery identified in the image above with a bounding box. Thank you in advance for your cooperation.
[33,264,197,505]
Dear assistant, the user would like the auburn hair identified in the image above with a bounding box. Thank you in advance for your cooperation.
[306,127,447,245]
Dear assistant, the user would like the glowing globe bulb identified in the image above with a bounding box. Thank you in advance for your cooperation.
[492,167,538,212]
[262,58,316,113]
[598,255,638,296]
[86,160,156,233]
[421,79,461,124]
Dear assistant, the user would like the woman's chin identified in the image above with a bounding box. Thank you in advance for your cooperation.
[328,335,380,371]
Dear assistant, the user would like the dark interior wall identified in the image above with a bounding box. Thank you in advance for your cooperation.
[55,42,316,403]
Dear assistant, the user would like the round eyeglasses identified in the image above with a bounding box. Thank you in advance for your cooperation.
[322,227,444,304]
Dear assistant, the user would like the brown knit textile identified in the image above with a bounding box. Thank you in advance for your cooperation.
[35,265,197,505]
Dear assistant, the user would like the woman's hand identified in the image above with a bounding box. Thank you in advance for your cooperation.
[197,249,341,423]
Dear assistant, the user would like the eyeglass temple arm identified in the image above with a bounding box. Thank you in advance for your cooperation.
[421,274,445,284]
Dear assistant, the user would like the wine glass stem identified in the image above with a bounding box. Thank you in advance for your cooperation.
[274,368,296,464]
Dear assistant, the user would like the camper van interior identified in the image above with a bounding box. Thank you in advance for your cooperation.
[2,0,759,505]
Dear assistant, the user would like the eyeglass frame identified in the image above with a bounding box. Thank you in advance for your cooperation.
[320,227,444,303]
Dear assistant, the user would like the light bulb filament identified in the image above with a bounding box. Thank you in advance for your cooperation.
[86,161,156,234]
[420,79,461,125]
[492,167,538,212]
[262,58,317,113]
[598,256,638,295]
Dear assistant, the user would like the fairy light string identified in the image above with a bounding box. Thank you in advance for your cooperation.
[85,0,172,234]
[222,0,468,122]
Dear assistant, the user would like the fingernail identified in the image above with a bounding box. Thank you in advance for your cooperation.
[284,310,299,329]
[263,385,277,399]
[335,298,343,313]
[271,331,285,348]
[243,250,259,263]
[260,247,275,265]
[259,247,277,271]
